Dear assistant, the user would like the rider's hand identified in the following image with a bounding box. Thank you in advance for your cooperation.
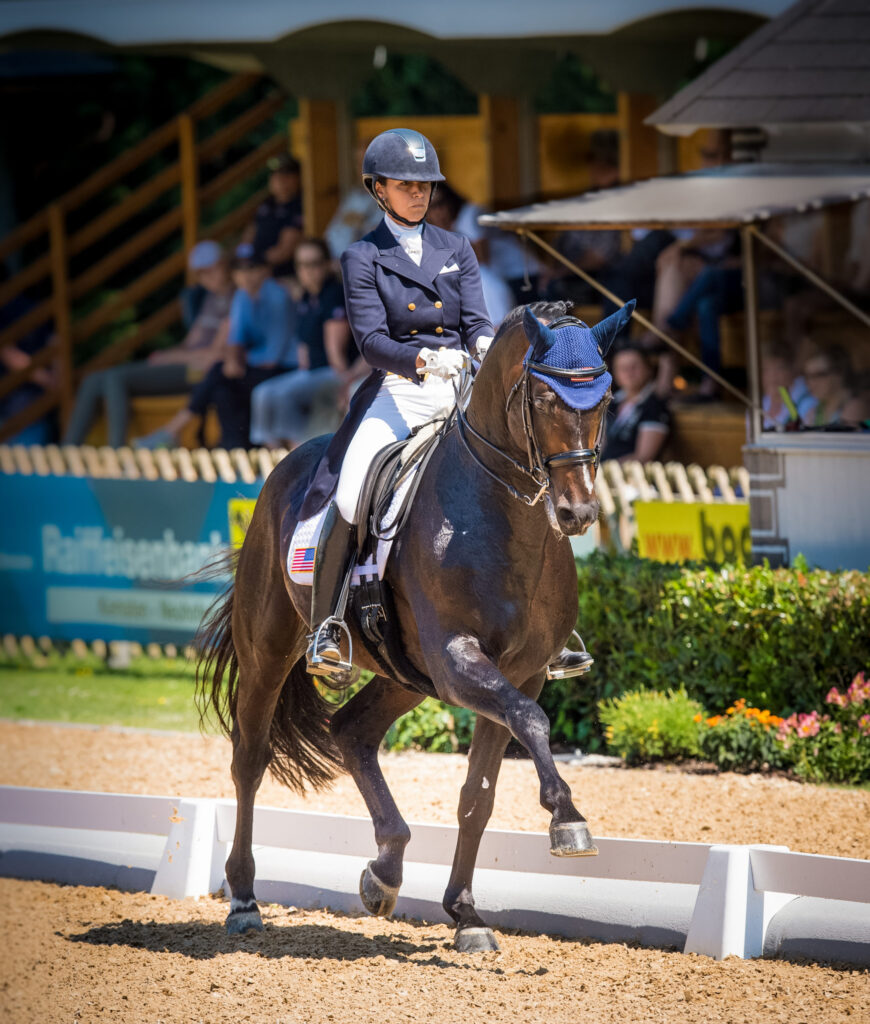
[222,357,245,379]
[416,346,465,381]
[474,336,493,361]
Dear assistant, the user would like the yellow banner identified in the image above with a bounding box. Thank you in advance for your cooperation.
[634,501,751,564]
[228,498,257,549]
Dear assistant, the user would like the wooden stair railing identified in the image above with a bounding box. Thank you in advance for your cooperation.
[0,73,290,443]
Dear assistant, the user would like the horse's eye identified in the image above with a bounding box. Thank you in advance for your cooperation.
[533,394,553,412]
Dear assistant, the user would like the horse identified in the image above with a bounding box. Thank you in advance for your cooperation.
[196,300,633,952]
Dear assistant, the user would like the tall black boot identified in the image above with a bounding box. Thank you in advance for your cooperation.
[547,631,594,680]
[306,502,356,678]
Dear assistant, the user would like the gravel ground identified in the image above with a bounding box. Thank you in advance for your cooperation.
[1,720,868,1024]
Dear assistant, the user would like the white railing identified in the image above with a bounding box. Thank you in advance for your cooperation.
[1,785,867,961]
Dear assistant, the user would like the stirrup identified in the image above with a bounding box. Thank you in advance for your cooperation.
[547,631,594,681]
[307,616,356,683]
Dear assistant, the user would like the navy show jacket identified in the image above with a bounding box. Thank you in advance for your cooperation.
[340,218,492,381]
[297,217,493,519]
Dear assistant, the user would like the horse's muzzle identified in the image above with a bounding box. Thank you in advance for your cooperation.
[555,497,599,536]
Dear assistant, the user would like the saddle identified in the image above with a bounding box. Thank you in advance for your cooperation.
[345,406,454,695]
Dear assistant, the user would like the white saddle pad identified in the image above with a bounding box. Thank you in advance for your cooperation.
[287,470,417,586]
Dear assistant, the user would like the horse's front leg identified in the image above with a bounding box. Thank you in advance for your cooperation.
[330,674,423,917]
[429,633,596,857]
[443,672,546,952]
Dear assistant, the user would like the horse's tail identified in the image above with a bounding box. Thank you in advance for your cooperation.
[194,549,342,794]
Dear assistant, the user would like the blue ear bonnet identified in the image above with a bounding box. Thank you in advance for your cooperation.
[522,301,636,411]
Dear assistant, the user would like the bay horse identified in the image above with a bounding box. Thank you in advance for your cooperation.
[196,300,633,952]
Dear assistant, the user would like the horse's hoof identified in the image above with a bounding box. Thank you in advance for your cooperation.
[359,861,399,917]
[225,907,264,935]
[454,926,500,953]
[549,820,599,857]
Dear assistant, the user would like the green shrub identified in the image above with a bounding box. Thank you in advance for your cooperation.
[538,552,870,750]
[699,700,790,773]
[597,687,703,764]
[384,700,476,753]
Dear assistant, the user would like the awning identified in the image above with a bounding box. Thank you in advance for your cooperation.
[479,163,870,232]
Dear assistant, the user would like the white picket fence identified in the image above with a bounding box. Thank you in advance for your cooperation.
[1,785,868,961]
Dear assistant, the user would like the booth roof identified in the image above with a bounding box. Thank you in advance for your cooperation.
[478,163,870,232]
[0,0,788,45]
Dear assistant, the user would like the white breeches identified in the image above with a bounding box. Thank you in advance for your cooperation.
[335,372,456,523]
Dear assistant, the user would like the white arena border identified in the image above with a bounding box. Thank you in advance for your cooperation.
[1,785,869,963]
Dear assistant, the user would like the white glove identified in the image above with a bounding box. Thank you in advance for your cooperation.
[416,346,465,381]
[473,336,494,361]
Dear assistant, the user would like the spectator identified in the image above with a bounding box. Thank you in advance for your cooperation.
[63,240,233,447]
[0,261,55,443]
[601,344,671,463]
[324,141,382,259]
[802,346,868,429]
[250,238,367,448]
[243,153,304,281]
[427,183,516,325]
[760,340,817,430]
[135,244,298,449]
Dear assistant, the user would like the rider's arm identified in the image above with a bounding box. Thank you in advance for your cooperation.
[455,234,494,354]
[340,245,422,382]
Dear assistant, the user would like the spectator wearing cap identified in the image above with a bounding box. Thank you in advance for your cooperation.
[243,153,304,281]
[63,240,233,447]
[250,237,367,448]
[135,244,298,449]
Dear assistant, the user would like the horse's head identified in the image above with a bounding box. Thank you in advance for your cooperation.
[468,300,635,536]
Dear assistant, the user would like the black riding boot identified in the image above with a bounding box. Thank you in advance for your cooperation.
[306,502,356,679]
[547,632,594,680]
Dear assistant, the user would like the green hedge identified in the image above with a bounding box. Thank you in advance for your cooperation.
[539,552,870,751]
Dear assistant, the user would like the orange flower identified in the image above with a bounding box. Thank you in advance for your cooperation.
[693,713,702,723]
[706,715,723,727]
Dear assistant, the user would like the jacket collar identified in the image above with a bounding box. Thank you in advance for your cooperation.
[372,219,455,290]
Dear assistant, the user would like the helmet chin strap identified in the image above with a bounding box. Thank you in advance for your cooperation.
[374,183,436,228]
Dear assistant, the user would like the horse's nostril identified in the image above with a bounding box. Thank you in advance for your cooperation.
[556,506,577,528]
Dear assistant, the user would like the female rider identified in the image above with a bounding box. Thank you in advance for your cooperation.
[301,129,590,681]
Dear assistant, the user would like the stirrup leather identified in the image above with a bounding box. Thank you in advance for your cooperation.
[547,631,594,681]
[307,616,355,681]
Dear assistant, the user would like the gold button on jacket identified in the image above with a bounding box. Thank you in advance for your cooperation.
[434,300,443,309]
[407,302,416,311]
[435,326,443,335]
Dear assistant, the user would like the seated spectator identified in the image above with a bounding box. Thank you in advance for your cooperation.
[136,244,298,449]
[427,183,516,325]
[250,238,367,448]
[243,153,304,283]
[0,261,56,444]
[601,345,671,463]
[760,340,817,430]
[324,141,382,259]
[63,240,233,447]
[802,346,868,429]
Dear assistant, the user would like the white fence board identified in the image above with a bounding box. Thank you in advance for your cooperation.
[751,848,870,903]
[0,787,178,836]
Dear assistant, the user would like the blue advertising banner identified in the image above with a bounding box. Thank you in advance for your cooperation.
[0,474,262,643]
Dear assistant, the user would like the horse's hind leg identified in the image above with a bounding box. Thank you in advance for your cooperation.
[444,673,545,953]
[430,633,596,857]
[330,675,423,917]
[225,601,304,934]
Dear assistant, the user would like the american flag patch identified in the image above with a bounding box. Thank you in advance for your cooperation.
[290,546,315,572]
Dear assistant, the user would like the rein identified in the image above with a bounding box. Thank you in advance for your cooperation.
[455,317,606,507]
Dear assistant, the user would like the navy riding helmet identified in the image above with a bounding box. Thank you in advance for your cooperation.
[362,129,445,225]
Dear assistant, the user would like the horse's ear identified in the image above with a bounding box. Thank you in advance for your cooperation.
[522,306,555,358]
[590,299,637,356]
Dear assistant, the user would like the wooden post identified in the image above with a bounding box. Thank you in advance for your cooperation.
[296,98,340,237]
[617,93,660,183]
[178,114,199,278]
[480,94,521,208]
[48,203,74,429]
[741,226,763,443]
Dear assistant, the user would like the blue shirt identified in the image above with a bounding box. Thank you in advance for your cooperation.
[297,276,349,370]
[228,278,298,369]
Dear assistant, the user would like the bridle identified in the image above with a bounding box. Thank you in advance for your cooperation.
[455,316,608,507]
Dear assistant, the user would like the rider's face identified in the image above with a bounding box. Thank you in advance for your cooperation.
[376,178,432,223]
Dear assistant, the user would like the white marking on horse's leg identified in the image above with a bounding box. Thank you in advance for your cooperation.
[230,896,256,913]
[482,776,490,790]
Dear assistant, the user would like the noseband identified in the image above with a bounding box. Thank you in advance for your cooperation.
[456,316,607,507]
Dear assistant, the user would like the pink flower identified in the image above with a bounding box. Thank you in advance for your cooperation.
[859,714,870,737]
[796,712,821,738]
[826,687,847,707]
[846,673,870,706]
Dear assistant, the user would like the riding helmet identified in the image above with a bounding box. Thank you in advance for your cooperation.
[362,129,445,223]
